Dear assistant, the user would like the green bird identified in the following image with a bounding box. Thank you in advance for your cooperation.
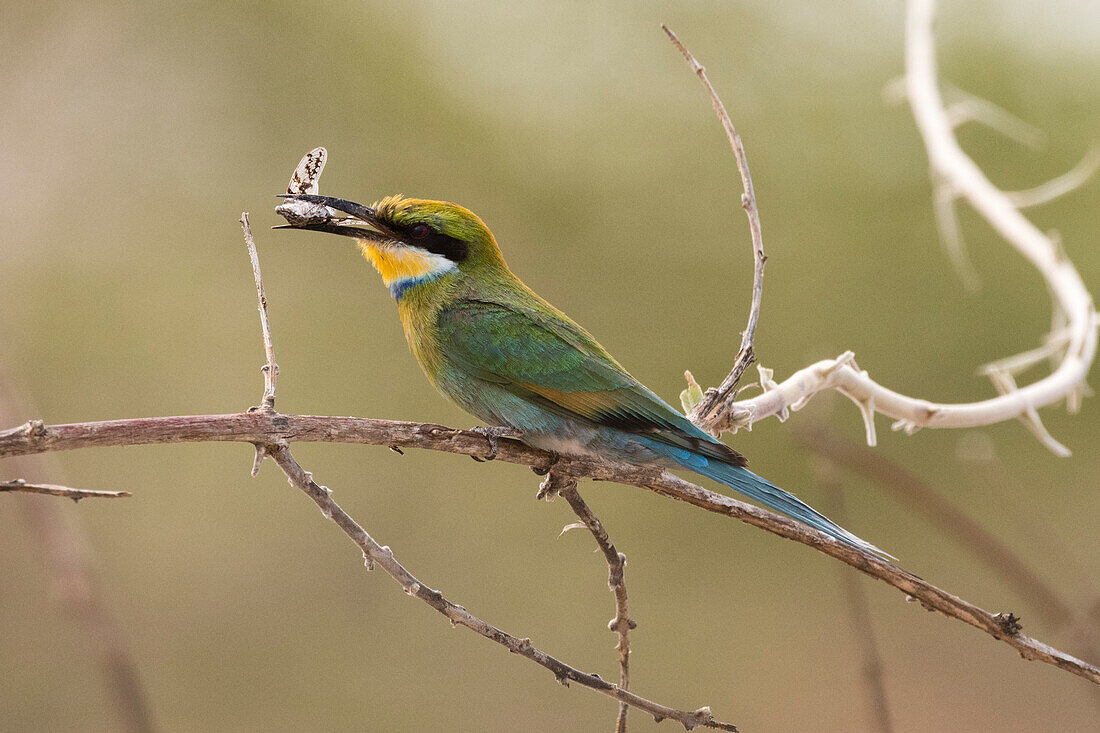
[280,192,886,557]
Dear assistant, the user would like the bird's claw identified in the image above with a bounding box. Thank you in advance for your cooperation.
[468,426,518,462]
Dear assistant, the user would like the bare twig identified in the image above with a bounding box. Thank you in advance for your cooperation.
[241,212,278,411]
[558,479,637,733]
[2,411,1098,687]
[661,26,767,424]
[1,479,130,500]
[884,81,1046,152]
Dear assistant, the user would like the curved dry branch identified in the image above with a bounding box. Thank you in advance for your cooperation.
[688,0,1097,455]
[2,410,1097,686]
[661,26,767,415]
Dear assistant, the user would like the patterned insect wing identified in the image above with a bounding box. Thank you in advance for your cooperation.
[286,147,327,195]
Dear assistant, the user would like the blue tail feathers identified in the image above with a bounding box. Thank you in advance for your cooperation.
[646,439,892,559]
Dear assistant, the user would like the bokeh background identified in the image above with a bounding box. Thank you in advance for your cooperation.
[2,1,1099,730]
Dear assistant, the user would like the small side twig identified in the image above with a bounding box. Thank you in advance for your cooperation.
[662,25,767,426]
[1,479,130,500]
[558,479,637,733]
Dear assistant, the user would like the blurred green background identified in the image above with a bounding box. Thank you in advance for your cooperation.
[2,1,1098,730]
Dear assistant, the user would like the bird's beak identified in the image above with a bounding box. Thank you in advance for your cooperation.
[274,193,400,244]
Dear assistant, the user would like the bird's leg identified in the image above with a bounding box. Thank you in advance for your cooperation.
[468,426,519,461]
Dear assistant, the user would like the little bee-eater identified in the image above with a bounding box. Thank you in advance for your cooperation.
[281,192,886,557]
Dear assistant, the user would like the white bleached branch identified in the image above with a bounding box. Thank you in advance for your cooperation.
[1006,145,1100,209]
[698,0,1097,455]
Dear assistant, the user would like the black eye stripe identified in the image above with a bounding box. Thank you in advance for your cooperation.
[399,223,468,262]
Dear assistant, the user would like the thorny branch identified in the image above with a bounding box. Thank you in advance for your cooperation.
[685,0,1097,455]
[238,215,736,731]
[557,478,637,733]
[662,25,767,426]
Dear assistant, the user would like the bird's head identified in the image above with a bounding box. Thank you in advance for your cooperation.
[278,193,506,297]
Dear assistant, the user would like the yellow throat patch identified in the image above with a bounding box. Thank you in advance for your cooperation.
[358,241,454,286]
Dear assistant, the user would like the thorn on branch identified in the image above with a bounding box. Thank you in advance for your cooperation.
[987,369,1071,456]
[932,182,982,293]
[559,522,587,537]
[250,444,266,477]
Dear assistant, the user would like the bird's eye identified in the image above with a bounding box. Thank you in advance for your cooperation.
[409,223,431,240]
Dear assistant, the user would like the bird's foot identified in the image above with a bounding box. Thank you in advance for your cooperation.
[468,426,519,462]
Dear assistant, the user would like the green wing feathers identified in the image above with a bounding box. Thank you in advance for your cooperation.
[435,299,746,467]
